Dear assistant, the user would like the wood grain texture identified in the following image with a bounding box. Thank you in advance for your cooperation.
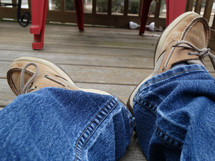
[0,21,154,160]
[0,21,214,161]
[1,0,214,49]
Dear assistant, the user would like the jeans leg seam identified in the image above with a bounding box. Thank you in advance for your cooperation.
[155,126,183,148]
[74,97,118,161]
[134,98,157,115]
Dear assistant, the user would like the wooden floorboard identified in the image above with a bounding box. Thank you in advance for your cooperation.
[1,20,214,161]
[0,44,155,58]
[0,21,154,160]
[3,21,215,161]
[0,50,154,68]
[1,21,214,161]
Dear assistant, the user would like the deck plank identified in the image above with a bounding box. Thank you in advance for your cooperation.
[0,21,153,160]
[0,50,154,68]
[1,61,153,85]
[0,78,136,107]
[1,21,212,161]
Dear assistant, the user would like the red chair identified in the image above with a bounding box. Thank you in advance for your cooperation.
[139,0,187,35]
[165,0,187,26]
[30,0,84,50]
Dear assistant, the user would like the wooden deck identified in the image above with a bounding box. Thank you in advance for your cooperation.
[0,21,214,160]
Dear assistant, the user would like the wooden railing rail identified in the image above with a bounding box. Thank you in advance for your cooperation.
[0,0,214,49]
[0,0,166,27]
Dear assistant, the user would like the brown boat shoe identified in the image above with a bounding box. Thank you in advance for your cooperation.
[127,11,214,114]
[7,57,110,96]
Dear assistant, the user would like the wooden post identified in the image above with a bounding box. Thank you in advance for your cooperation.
[108,0,112,15]
[185,0,194,11]
[203,0,213,21]
[60,0,65,12]
[194,0,202,14]
[92,0,96,14]
[123,0,128,16]
[212,15,215,30]
[12,0,16,8]
[154,0,161,18]
[28,0,31,10]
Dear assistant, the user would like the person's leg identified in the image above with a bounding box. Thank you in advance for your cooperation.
[0,57,134,161]
[133,64,215,161]
[128,12,215,161]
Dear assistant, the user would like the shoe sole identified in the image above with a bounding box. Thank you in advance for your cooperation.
[127,11,198,114]
[14,57,110,95]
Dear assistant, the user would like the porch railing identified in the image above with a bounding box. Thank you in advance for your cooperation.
[0,0,214,50]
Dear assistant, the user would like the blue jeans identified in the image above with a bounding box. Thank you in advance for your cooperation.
[1,64,215,161]
[0,89,134,161]
[133,64,215,161]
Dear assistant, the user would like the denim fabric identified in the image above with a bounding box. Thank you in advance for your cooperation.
[0,88,134,161]
[133,64,215,161]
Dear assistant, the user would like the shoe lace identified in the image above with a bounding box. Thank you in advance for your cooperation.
[20,63,39,94]
[20,62,77,94]
[163,40,215,70]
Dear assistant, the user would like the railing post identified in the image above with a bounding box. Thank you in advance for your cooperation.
[194,0,202,14]
[12,0,16,8]
[92,0,96,14]
[203,0,214,21]
[60,0,65,12]
[124,0,128,16]
[154,0,161,18]
[28,0,31,10]
[212,15,215,30]
[107,0,112,15]
[185,0,194,11]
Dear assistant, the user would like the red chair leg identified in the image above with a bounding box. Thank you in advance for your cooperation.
[166,0,186,26]
[139,0,153,35]
[30,0,48,50]
[166,0,170,26]
[74,0,84,31]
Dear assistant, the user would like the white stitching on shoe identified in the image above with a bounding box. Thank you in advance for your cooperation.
[181,16,210,42]
[44,75,66,87]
